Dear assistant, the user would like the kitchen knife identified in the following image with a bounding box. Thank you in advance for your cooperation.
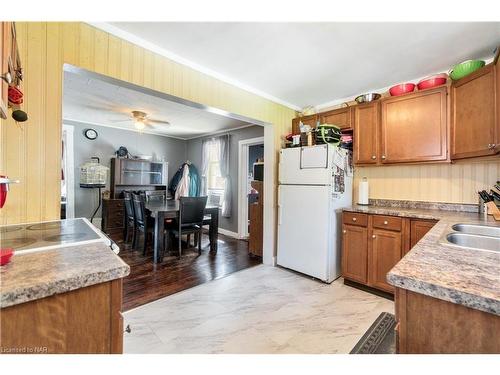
[490,189,500,201]
[479,190,491,202]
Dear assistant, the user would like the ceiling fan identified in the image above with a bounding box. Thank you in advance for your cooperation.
[129,110,170,131]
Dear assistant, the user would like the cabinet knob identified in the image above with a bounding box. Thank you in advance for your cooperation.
[384,220,388,225]
[488,143,497,149]
[372,234,376,239]
[352,217,357,222]
[381,155,386,160]
[371,155,376,160]
[124,324,131,333]
[343,230,347,234]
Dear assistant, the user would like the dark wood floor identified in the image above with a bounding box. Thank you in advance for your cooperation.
[112,231,262,311]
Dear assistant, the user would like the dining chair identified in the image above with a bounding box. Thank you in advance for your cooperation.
[122,191,136,244]
[169,196,208,258]
[132,193,155,255]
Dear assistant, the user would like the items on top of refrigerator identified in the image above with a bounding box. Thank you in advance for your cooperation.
[315,124,341,145]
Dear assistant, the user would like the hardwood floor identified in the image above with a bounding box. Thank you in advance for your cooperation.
[112,231,261,311]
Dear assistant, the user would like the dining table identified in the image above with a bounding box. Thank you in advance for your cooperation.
[145,199,219,263]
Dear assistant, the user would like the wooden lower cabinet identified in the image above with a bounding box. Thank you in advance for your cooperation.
[369,228,402,293]
[395,288,500,353]
[0,279,124,354]
[409,219,438,251]
[341,224,368,283]
[342,213,437,294]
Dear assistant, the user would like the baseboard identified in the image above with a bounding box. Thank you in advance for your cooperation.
[218,228,240,239]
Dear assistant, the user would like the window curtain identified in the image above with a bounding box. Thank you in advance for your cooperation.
[218,134,231,218]
[200,139,211,195]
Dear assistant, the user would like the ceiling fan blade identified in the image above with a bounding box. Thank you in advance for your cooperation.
[147,119,170,125]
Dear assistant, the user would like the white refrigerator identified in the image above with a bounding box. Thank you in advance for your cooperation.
[277,144,353,283]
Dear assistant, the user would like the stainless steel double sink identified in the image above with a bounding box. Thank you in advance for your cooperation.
[445,224,500,253]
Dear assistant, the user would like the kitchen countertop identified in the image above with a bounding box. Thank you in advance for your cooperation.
[0,242,130,309]
[343,204,500,315]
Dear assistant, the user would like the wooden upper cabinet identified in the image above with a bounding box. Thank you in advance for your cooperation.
[319,106,352,129]
[291,114,318,134]
[353,102,379,164]
[341,223,368,284]
[451,64,499,159]
[369,228,402,293]
[381,87,447,164]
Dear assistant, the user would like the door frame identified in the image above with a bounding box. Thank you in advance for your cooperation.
[62,124,75,219]
[238,136,265,239]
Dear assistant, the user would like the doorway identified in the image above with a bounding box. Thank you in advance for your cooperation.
[238,136,264,239]
[61,124,75,219]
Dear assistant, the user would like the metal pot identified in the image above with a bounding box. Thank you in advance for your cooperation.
[354,93,381,104]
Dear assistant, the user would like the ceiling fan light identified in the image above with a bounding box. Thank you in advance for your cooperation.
[134,119,145,130]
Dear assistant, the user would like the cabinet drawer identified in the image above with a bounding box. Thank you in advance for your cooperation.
[107,216,124,228]
[343,212,368,227]
[372,215,402,231]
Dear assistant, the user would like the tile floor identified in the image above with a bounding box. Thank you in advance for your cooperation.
[123,265,394,354]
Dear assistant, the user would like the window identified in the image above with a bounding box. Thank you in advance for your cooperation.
[207,141,225,206]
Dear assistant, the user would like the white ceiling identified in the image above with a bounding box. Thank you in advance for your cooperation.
[103,22,500,109]
[63,70,253,139]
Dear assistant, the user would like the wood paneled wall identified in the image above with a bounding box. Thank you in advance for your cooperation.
[354,160,500,204]
[1,22,498,225]
[0,22,296,224]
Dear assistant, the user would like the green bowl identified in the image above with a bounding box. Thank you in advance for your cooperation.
[449,60,485,80]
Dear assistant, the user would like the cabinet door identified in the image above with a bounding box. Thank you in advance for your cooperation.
[341,224,368,284]
[409,219,437,251]
[369,228,402,293]
[292,114,318,134]
[451,64,498,159]
[319,107,352,129]
[381,87,447,163]
[353,102,379,164]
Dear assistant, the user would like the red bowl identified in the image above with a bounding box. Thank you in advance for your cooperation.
[0,248,14,266]
[389,83,416,96]
[417,74,447,90]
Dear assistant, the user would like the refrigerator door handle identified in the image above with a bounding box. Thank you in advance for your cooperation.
[278,205,282,225]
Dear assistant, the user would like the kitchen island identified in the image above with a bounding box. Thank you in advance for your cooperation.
[342,200,500,353]
[0,238,130,354]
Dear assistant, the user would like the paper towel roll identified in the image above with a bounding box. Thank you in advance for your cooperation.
[358,177,369,205]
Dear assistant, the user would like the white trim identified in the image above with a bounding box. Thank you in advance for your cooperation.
[185,124,257,140]
[62,124,75,219]
[217,228,240,239]
[87,22,301,111]
[238,136,265,240]
[262,124,275,266]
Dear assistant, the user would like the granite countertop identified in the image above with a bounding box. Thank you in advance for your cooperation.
[343,204,500,315]
[0,242,130,308]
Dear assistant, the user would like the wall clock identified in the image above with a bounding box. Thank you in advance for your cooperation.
[84,128,98,140]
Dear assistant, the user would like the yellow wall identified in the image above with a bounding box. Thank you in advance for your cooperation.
[0,22,296,224]
[1,22,498,226]
[354,160,500,204]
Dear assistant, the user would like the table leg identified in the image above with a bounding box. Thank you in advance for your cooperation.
[209,209,219,252]
[154,212,165,263]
